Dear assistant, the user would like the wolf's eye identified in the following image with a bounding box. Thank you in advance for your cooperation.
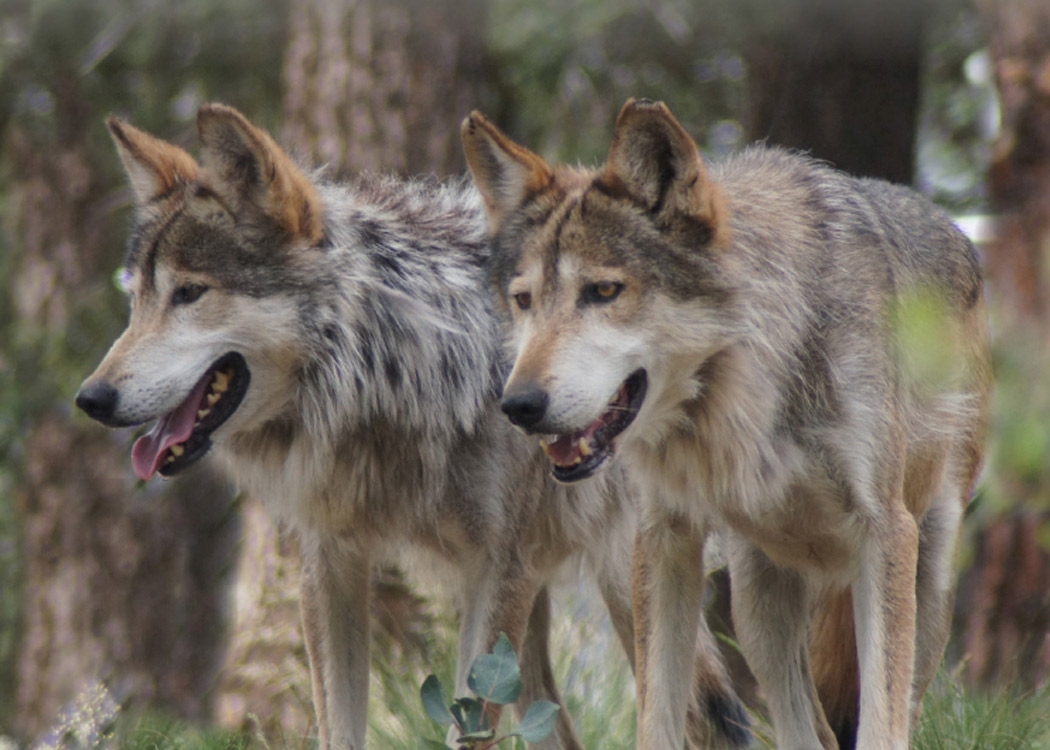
[582,281,623,304]
[512,291,532,311]
[172,283,208,306]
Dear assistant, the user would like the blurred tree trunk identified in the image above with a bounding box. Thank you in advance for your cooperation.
[214,0,490,737]
[7,87,238,739]
[743,0,929,183]
[975,0,1050,325]
[953,0,1050,692]
[281,0,489,177]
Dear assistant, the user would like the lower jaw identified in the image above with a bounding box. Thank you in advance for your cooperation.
[157,437,213,477]
[551,452,609,483]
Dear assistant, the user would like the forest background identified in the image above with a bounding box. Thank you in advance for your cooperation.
[2,0,1050,746]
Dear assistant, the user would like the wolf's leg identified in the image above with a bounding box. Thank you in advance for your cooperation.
[593,536,751,749]
[452,553,555,747]
[907,478,961,731]
[517,586,585,750]
[727,537,836,750]
[910,488,963,726]
[852,502,919,750]
[632,517,707,750]
[299,532,371,750]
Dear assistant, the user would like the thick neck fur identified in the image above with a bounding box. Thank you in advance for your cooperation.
[221,174,501,524]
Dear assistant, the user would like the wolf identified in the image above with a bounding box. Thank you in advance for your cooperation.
[463,99,992,749]
[74,104,751,750]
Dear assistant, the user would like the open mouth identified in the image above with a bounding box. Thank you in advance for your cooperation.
[540,369,647,483]
[131,352,250,480]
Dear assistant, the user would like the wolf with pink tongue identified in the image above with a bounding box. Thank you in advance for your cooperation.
[75,104,751,750]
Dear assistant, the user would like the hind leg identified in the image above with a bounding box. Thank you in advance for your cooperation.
[728,537,837,750]
[517,586,584,750]
[593,543,751,749]
[911,488,965,725]
[454,553,575,748]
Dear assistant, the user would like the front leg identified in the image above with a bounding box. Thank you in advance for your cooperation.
[853,504,919,749]
[300,532,371,750]
[633,515,707,750]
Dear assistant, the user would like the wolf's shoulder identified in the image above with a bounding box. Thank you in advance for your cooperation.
[712,145,980,303]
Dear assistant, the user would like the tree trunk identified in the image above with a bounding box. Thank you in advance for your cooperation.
[976,0,1050,324]
[214,0,490,737]
[743,0,928,183]
[954,0,1050,692]
[281,0,489,177]
[954,511,1050,689]
[6,103,238,739]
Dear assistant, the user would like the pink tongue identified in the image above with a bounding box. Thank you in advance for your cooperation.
[131,376,212,480]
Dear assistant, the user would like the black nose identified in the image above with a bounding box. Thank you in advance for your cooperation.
[501,388,549,429]
[75,381,119,424]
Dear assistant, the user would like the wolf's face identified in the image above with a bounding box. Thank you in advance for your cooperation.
[76,105,325,480]
[464,100,734,482]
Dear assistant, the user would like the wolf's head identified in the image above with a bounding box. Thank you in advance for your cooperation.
[76,104,325,480]
[463,99,735,482]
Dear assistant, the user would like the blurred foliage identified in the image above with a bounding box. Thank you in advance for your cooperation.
[487,0,747,163]
[917,3,1000,211]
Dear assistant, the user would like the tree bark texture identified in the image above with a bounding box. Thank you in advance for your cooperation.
[955,511,1050,690]
[282,0,489,178]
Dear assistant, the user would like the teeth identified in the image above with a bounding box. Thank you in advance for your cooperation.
[578,437,592,457]
[207,392,221,406]
[213,370,230,393]
[164,455,176,465]
[540,440,553,458]
[170,444,185,457]
[197,408,211,420]
[573,455,582,465]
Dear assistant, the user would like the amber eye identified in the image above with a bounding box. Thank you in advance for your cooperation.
[582,281,624,304]
[513,291,532,311]
[172,283,208,306]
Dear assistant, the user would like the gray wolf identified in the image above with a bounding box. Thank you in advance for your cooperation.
[463,98,991,749]
[75,104,750,749]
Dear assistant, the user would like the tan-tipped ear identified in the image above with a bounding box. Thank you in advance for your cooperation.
[461,111,553,230]
[108,115,199,203]
[603,99,725,240]
[197,103,324,245]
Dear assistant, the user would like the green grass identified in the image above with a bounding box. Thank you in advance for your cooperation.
[26,590,1050,750]
[111,715,257,750]
[97,675,1050,750]
[914,675,1050,750]
[57,673,1050,750]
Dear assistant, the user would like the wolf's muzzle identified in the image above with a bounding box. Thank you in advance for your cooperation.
[501,387,549,430]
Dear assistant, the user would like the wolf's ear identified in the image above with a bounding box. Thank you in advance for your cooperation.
[197,103,324,245]
[602,99,725,241]
[108,116,199,203]
[462,111,553,231]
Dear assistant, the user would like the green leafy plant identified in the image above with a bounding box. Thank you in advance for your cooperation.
[419,633,559,749]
